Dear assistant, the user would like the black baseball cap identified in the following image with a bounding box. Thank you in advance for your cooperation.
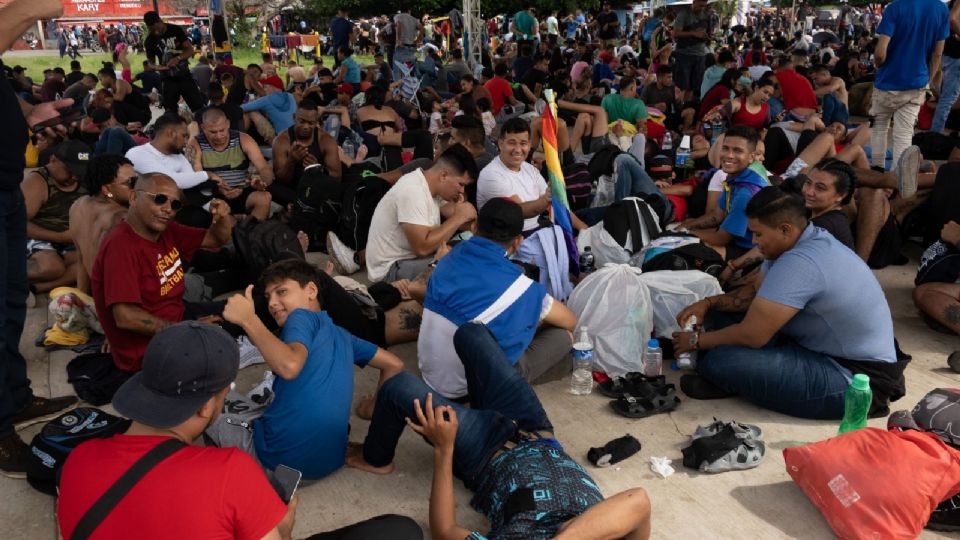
[52,140,92,178]
[478,198,523,242]
[648,154,674,179]
[113,322,239,429]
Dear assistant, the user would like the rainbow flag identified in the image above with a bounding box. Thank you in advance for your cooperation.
[541,90,579,269]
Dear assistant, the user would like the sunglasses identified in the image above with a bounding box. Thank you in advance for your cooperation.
[135,190,183,211]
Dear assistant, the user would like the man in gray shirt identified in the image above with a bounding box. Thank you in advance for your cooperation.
[191,54,214,97]
[672,0,714,102]
[394,8,422,80]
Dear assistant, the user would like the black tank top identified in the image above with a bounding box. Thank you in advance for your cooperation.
[286,126,325,180]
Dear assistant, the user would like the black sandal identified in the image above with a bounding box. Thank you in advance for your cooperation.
[609,385,680,418]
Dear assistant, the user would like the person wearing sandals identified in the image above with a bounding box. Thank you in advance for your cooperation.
[347,322,653,540]
[673,187,905,419]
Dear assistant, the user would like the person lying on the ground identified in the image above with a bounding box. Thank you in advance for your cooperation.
[187,107,273,221]
[673,187,905,419]
[271,99,341,207]
[688,126,769,261]
[347,322,653,540]
[419,199,577,399]
[365,144,479,283]
[913,221,960,370]
[91,173,234,373]
[69,154,135,293]
[23,140,90,293]
[219,258,404,480]
[58,322,423,540]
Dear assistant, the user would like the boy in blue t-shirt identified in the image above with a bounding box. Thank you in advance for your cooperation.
[692,125,769,260]
[221,259,404,480]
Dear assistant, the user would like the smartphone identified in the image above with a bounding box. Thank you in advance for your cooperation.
[271,464,301,504]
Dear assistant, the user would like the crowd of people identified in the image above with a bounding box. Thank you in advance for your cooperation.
[1,0,960,536]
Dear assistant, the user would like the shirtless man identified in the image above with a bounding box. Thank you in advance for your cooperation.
[68,155,135,293]
[810,64,849,108]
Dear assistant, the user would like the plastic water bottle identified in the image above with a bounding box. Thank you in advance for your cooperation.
[711,119,725,145]
[675,135,691,169]
[579,246,595,273]
[662,131,673,152]
[838,374,872,434]
[676,316,698,370]
[324,113,341,141]
[643,338,662,378]
[342,138,355,160]
[569,327,595,395]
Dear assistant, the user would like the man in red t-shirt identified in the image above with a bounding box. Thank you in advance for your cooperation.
[58,322,292,540]
[772,58,819,118]
[483,63,521,115]
[91,172,234,372]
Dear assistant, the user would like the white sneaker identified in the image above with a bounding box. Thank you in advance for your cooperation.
[327,231,360,274]
[247,370,275,405]
[237,336,265,370]
[896,145,920,199]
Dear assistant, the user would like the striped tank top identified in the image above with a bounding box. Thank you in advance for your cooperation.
[197,130,250,188]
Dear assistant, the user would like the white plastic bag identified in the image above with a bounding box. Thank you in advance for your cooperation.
[568,264,653,377]
[592,174,616,208]
[637,270,722,338]
[576,224,631,267]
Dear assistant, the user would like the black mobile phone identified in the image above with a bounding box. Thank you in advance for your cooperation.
[271,464,302,504]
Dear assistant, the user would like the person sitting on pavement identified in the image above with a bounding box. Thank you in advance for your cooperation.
[186,107,274,221]
[271,99,341,207]
[241,80,298,139]
[418,198,577,400]
[22,140,90,293]
[914,221,960,373]
[57,322,421,540]
[688,125,769,261]
[365,144,479,283]
[218,258,405,480]
[673,187,906,419]
[347,322,653,539]
[600,75,648,127]
[68,154,135,293]
[91,173,234,374]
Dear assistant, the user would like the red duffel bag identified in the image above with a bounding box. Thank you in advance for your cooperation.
[783,428,960,540]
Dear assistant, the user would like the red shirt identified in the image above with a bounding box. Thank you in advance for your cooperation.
[484,76,514,115]
[700,83,731,119]
[91,220,206,372]
[775,68,818,111]
[731,96,769,131]
[58,435,287,540]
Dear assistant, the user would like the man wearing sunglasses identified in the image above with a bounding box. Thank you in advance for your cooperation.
[91,172,234,374]
[68,155,135,294]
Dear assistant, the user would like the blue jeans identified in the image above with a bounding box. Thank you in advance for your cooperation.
[697,341,852,419]
[613,154,673,218]
[363,323,553,490]
[933,55,960,133]
[94,127,136,156]
[0,189,32,438]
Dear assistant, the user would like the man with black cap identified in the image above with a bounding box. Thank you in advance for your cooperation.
[57,322,296,539]
[417,198,576,400]
[143,10,204,113]
[22,140,90,293]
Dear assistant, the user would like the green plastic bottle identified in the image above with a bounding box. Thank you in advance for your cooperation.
[838,374,872,434]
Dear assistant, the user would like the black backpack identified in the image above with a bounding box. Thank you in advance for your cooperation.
[562,162,594,211]
[642,242,725,277]
[26,407,131,496]
[338,174,392,252]
[602,196,662,254]
[232,216,306,283]
[289,166,343,251]
[587,144,623,180]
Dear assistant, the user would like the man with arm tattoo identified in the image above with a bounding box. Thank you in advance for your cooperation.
[671,187,905,420]
[91,173,234,373]
[913,221,960,371]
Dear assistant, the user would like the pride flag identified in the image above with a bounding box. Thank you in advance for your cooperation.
[541,89,579,269]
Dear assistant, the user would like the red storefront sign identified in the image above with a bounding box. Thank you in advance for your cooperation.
[60,0,178,18]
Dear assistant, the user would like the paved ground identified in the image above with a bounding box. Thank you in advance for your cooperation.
[2,245,958,539]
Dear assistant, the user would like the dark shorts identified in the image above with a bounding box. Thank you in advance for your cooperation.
[220,186,259,215]
[866,213,904,269]
[674,52,708,92]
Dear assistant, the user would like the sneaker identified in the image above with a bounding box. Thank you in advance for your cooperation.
[237,336,265,370]
[948,351,960,374]
[928,493,960,532]
[327,231,360,274]
[248,371,275,405]
[896,145,920,199]
[10,395,78,429]
[0,433,30,479]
